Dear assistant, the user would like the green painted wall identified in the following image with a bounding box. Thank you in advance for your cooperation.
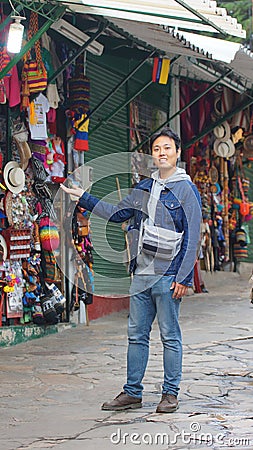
[0,323,75,347]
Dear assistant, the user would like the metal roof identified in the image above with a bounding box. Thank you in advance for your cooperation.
[105,18,243,62]
[60,0,246,38]
[55,1,253,92]
[98,17,253,91]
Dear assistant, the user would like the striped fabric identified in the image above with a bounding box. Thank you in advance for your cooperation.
[68,54,90,112]
[68,75,90,112]
[0,46,11,76]
[152,57,171,84]
[23,61,47,93]
[21,12,48,105]
[233,243,248,259]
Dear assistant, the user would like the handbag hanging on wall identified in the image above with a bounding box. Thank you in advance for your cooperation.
[21,12,47,108]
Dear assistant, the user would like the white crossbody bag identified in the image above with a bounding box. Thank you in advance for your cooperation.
[142,223,184,260]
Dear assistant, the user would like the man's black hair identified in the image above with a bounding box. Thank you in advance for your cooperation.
[150,127,181,152]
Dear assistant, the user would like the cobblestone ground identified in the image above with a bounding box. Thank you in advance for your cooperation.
[0,268,252,450]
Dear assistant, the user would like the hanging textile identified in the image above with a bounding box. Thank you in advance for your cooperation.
[152,57,170,85]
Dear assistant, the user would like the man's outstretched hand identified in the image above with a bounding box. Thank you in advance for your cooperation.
[60,184,85,198]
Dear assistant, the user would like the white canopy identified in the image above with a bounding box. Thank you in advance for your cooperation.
[60,0,246,38]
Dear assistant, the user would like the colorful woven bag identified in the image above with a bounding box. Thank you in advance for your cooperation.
[39,217,59,251]
[21,12,47,108]
[68,54,90,113]
[233,243,248,260]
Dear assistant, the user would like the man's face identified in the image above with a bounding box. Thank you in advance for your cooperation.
[152,135,180,171]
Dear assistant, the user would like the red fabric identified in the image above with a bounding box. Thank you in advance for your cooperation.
[74,138,89,151]
[193,260,202,293]
[3,65,21,107]
[180,81,213,146]
[152,57,159,82]
[48,121,57,136]
[47,108,56,123]
[51,139,66,164]
[47,108,57,135]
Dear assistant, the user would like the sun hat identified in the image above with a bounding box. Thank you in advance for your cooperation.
[213,96,222,117]
[0,234,7,261]
[213,121,230,141]
[14,139,32,170]
[214,139,235,158]
[3,161,25,193]
[3,191,13,225]
[243,134,253,157]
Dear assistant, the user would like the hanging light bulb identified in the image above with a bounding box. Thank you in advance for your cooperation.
[7,15,26,54]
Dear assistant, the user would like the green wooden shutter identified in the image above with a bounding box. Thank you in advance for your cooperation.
[83,55,170,295]
[85,56,131,296]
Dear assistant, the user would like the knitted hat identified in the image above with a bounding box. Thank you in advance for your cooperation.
[39,217,59,251]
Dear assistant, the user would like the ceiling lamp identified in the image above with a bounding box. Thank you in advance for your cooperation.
[7,15,26,53]
[6,0,26,54]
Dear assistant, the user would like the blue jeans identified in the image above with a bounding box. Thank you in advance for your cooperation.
[123,275,182,398]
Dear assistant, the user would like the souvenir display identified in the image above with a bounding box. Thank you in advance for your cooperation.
[0,72,67,327]
[188,106,253,274]
[0,5,252,332]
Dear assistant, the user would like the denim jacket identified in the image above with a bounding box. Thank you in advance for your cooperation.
[78,177,202,286]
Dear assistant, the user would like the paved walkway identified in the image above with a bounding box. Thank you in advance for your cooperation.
[0,268,253,450]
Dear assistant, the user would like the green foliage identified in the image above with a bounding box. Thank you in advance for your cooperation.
[220,0,252,40]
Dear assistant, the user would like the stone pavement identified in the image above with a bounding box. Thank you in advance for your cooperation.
[0,268,253,450]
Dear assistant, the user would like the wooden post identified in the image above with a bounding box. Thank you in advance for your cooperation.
[78,265,89,326]
[115,177,132,272]
[223,159,229,261]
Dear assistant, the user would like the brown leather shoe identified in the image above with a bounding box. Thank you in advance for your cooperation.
[156,394,179,413]
[101,392,142,411]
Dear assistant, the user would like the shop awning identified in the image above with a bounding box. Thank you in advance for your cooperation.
[57,1,252,91]
[96,17,253,92]
[104,18,244,62]
[61,0,246,38]
[4,1,252,95]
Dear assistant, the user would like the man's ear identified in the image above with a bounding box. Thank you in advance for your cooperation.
[177,148,181,159]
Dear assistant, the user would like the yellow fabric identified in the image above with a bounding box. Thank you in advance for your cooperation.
[159,59,171,85]
[74,114,89,132]
[29,101,38,125]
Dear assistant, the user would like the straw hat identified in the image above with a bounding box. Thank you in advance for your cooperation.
[14,138,32,170]
[4,191,13,225]
[0,235,7,261]
[213,121,230,141]
[3,161,25,193]
[243,134,253,157]
[213,97,222,117]
[214,139,235,158]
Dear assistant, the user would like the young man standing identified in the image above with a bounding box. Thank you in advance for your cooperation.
[61,127,202,413]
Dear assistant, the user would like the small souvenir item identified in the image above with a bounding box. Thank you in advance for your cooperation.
[72,110,89,151]
[50,136,66,183]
